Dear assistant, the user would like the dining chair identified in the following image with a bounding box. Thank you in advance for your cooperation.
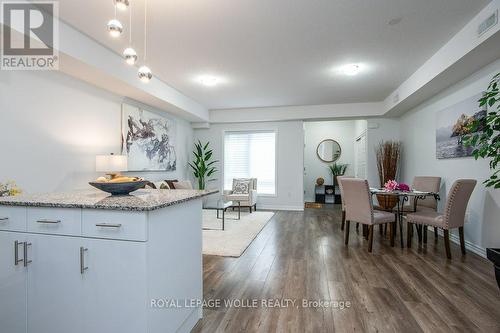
[338,176,361,233]
[342,178,397,252]
[406,179,476,259]
[337,175,349,231]
[404,176,441,243]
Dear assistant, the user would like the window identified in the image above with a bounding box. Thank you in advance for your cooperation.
[224,131,276,195]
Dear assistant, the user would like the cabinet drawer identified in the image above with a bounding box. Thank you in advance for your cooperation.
[82,210,147,241]
[27,208,82,236]
[0,206,27,231]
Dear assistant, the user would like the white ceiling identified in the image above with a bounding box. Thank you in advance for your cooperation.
[58,0,490,110]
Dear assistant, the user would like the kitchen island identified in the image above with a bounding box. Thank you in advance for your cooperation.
[0,189,217,333]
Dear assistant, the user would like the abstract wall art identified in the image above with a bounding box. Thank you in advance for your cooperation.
[121,103,176,171]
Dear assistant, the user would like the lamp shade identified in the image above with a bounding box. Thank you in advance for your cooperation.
[96,154,128,172]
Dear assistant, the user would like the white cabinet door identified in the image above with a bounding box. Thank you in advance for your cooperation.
[27,234,84,333]
[0,232,27,333]
[82,238,147,333]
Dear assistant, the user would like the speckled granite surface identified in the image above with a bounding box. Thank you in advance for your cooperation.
[0,189,219,211]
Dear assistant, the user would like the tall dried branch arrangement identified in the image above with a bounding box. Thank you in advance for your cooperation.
[376,141,401,186]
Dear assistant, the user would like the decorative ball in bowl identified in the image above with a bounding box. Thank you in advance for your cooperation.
[89,177,148,196]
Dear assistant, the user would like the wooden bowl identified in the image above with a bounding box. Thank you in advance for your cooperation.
[89,181,148,196]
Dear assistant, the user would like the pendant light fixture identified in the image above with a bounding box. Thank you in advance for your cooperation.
[107,6,123,38]
[138,0,152,82]
[123,0,137,65]
[114,0,129,11]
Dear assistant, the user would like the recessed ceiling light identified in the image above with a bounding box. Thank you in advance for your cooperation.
[340,64,362,76]
[198,75,220,87]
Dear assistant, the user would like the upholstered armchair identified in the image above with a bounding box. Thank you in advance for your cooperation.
[223,178,258,213]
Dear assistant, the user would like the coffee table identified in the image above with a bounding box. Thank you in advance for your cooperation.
[203,199,240,231]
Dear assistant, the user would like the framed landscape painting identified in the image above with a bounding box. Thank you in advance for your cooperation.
[436,93,486,159]
[121,103,177,171]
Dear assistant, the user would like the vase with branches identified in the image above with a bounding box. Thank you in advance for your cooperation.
[464,72,500,189]
[375,141,401,209]
[188,140,218,190]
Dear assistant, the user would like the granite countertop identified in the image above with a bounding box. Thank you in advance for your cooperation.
[0,189,219,212]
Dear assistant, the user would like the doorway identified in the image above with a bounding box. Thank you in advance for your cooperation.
[303,120,367,205]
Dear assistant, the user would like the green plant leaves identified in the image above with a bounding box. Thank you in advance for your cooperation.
[190,141,219,189]
[465,72,500,188]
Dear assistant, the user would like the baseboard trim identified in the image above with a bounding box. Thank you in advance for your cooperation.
[257,204,304,211]
[436,229,486,258]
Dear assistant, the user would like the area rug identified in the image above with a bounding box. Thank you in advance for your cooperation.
[305,202,323,209]
[202,210,275,257]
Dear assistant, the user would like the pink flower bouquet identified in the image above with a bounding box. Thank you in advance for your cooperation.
[384,180,398,191]
[397,183,410,192]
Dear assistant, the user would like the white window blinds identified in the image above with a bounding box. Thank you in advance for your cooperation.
[224,131,276,195]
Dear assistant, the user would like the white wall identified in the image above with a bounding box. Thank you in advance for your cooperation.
[303,120,356,202]
[0,70,193,193]
[366,118,401,188]
[193,121,304,211]
[399,58,500,253]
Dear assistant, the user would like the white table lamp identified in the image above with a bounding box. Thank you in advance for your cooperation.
[96,154,128,179]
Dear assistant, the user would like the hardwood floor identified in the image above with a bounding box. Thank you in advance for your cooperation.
[192,206,500,333]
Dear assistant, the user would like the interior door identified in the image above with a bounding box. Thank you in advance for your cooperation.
[355,132,367,179]
[27,234,84,333]
[0,232,27,333]
[82,238,147,333]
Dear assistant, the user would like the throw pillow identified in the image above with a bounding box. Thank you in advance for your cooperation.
[159,182,170,190]
[164,179,178,189]
[172,180,193,189]
[144,181,157,189]
[233,180,250,194]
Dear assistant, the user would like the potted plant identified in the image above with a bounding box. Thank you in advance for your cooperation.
[464,72,499,289]
[188,140,218,190]
[375,141,401,210]
[328,163,348,186]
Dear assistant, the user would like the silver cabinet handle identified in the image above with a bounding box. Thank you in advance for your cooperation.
[14,241,24,266]
[23,242,32,267]
[0,217,8,222]
[36,219,61,224]
[95,223,122,228]
[80,247,88,274]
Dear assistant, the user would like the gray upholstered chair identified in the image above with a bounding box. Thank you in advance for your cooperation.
[341,178,397,252]
[337,175,349,231]
[406,179,476,259]
[223,178,258,213]
[403,176,441,243]
[406,176,442,212]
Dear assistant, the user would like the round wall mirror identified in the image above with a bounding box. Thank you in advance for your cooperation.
[317,139,341,163]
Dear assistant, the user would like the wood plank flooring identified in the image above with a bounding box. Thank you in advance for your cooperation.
[192,206,500,333]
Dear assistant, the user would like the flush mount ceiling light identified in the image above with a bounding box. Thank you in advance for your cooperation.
[340,63,362,76]
[107,19,123,37]
[114,0,129,11]
[197,75,220,87]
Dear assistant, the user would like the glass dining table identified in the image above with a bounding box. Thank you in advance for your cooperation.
[369,188,440,248]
